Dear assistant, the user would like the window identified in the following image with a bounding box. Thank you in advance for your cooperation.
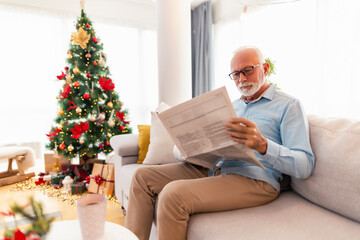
[0,4,158,145]
[214,0,360,119]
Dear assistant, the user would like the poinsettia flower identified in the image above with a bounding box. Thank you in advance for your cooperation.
[56,71,66,80]
[99,77,115,91]
[60,84,71,99]
[14,229,26,240]
[46,128,61,140]
[116,111,130,124]
[70,122,89,139]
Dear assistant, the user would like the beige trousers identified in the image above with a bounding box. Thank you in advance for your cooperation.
[125,163,278,240]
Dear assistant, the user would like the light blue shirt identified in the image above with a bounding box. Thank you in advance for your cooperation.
[220,84,315,192]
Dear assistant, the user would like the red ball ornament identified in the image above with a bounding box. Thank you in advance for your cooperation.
[106,141,110,146]
[86,73,91,78]
[91,37,98,43]
[119,125,125,131]
[59,143,66,150]
[65,67,69,71]
[85,53,91,59]
[99,143,104,149]
[93,62,97,66]
[84,93,90,99]
[86,23,90,28]
[73,81,80,87]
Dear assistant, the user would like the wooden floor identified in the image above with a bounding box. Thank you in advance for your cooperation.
[0,183,125,227]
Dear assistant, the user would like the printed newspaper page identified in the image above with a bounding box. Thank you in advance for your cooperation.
[157,86,264,170]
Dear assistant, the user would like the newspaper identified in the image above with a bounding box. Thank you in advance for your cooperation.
[157,86,264,170]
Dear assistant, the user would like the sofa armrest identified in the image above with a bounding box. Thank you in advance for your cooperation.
[110,134,139,157]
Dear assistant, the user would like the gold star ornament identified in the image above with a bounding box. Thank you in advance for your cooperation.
[71,27,90,49]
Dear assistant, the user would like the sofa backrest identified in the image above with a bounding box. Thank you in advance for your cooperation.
[291,115,360,223]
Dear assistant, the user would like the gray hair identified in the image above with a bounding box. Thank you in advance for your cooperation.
[232,46,265,63]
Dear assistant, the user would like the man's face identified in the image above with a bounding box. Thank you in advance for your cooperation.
[230,50,266,97]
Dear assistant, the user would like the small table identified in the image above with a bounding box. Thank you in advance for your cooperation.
[46,220,138,240]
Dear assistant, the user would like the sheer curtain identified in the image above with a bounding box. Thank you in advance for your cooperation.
[214,0,360,119]
[0,4,158,146]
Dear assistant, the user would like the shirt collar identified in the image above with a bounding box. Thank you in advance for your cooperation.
[240,84,276,103]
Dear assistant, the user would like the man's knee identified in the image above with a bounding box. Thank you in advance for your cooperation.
[157,181,190,215]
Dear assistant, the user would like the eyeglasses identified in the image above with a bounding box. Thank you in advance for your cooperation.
[228,63,261,80]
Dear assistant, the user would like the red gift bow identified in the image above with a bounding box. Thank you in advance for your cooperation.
[91,165,115,193]
[94,174,103,185]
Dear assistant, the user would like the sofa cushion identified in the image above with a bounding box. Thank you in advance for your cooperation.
[292,115,360,222]
[187,192,360,240]
[143,103,177,165]
[137,125,151,164]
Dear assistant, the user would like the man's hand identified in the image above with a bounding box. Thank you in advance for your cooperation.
[224,117,267,155]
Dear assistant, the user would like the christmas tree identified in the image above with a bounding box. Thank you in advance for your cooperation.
[46,8,131,161]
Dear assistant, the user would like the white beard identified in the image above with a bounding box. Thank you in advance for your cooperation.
[237,82,261,96]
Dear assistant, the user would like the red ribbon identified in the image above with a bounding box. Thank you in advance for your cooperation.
[67,100,77,111]
[91,165,114,193]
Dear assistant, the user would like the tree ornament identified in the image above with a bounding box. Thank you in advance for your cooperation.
[99,98,104,102]
[91,37,98,43]
[73,67,80,74]
[98,112,106,121]
[88,114,96,122]
[86,23,90,28]
[107,133,112,138]
[85,53,91,58]
[79,138,85,144]
[68,145,74,152]
[66,75,73,85]
[99,143,104,149]
[98,55,105,66]
[107,102,113,108]
[119,125,125,131]
[93,61,97,66]
[106,141,110,146]
[58,109,65,115]
[108,119,115,127]
[71,27,91,49]
[60,84,71,99]
[84,93,90,99]
[73,81,80,87]
[76,107,82,114]
[59,143,66,150]
[58,124,63,131]
[86,73,91,78]
[65,67,69,71]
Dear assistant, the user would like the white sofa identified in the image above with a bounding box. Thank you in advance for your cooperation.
[110,115,360,239]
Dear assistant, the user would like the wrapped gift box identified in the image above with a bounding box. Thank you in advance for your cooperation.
[61,163,93,181]
[32,175,52,182]
[51,174,65,185]
[71,182,86,195]
[44,152,69,173]
[88,163,114,196]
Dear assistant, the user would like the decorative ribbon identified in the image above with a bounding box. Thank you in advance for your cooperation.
[67,100,77,111]
[91,164,114,194]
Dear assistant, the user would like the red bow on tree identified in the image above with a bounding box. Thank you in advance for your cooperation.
[60,84,71,99]
[94,174,103,185]
[67,100,77,111]
[116,111,130,124]
[46,128,61,140]
[99,77,115,91]
[56,71,66,80]
[70,122,89,139]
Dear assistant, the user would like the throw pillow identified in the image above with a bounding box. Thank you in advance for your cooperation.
[142,102,177,165]
[137,125,151,164]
